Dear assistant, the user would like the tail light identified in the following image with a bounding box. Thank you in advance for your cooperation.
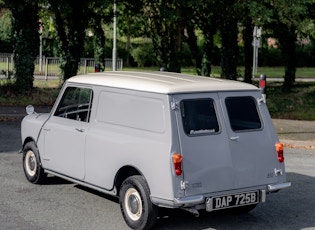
[172,153,183,176]
[275,142,284,162]
[259,74,266,94]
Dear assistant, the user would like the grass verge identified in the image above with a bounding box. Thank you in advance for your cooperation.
[0,79,61,106]
[266,81,315,120]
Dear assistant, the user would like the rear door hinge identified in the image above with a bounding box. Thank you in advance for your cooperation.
[257,96,266,105]
[171,101,179,110]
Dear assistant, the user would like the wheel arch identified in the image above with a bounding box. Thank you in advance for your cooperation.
[22,138,44,167]
[114,165,143,192]
[22,137,36,149]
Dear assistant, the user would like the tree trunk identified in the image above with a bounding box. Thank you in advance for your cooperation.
[201,31,214,77]
[281,27,296,92]
[94,17,106,71]
[220,18,238,80]
[50,0,87,80]
[186,27,202,75]
[167,23,182,73]
[145,1,182,73]
[8,0,39,92]
[125,26,131,67]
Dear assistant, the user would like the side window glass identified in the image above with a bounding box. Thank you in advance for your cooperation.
[225,96,261,131]
[54,87,93,122]
[180,99,219,135]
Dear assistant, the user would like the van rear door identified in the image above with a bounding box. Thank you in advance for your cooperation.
[174,93,237,196]
[219,91,280,188]
[174,91,279,197]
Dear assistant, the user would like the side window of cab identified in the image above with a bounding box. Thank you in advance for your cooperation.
[54,87,93,122]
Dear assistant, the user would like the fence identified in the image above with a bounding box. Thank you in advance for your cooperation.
[0,53,14,78]
[0,53,123,79]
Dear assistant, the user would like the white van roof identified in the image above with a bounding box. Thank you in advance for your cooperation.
[68,71,258,94]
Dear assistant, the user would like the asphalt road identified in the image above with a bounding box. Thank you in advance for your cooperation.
[1,121,315,230]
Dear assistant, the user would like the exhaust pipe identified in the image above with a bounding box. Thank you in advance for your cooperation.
[182,208,199,217]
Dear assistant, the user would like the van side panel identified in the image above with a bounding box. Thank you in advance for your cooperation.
[84,88,175,199]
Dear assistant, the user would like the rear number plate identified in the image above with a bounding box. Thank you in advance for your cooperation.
[206,191,259,211]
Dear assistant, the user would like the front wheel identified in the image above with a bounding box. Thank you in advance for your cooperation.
[119,175,158,230]
[22,141,47,184]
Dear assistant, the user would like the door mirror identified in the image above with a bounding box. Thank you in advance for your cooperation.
[26,105,35,115]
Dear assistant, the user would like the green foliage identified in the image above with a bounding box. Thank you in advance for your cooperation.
[1,0,315,94]
[4,0,40,93]
[259,47,283,67]
[0,9,12,42]
[267,82,315,120]
[130,43,156,67]
[48,0,90,80]
[260,0,315,91]
[296,40,315,67]
[142,0,183,72]
[47,0,114,79]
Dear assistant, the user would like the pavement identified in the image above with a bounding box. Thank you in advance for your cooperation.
[0,105,314,149]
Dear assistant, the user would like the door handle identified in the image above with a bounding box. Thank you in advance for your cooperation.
[75,128,85,132]
[230,136,239,141]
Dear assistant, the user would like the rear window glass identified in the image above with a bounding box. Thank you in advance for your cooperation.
[180,99,219,135]
[225,96,261,131]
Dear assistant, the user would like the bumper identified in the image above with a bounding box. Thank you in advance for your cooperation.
[153,182,291,209]
[267,182,291,192]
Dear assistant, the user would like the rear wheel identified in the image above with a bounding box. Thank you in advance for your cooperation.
[22,141,47,184]
[119,175,158,230]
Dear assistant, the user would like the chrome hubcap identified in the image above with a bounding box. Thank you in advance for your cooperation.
[28,155,35,171]
[25,150,37,177]
[129,194,140,214]
[125,188,142,221]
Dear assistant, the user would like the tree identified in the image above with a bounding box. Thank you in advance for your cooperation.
[119,0,145,66]
[188,0,241,80]
[0,8,13,52]
[263,0,313,91]
[237,0,272,84]
[4,0,39,92]
[237,1,258,84]
[142,0,183,72]
[184,0,219,77]
[88,0,112,71]
[185,26,202,75]
[218,0,238,80]
[242,18,254,84]
[47,0,91,80]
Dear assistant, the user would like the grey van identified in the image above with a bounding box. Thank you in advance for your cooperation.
[21,71,291,229]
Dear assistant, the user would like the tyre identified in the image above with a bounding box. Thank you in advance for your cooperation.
[22,141,47,184]
[119,175,158,230]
